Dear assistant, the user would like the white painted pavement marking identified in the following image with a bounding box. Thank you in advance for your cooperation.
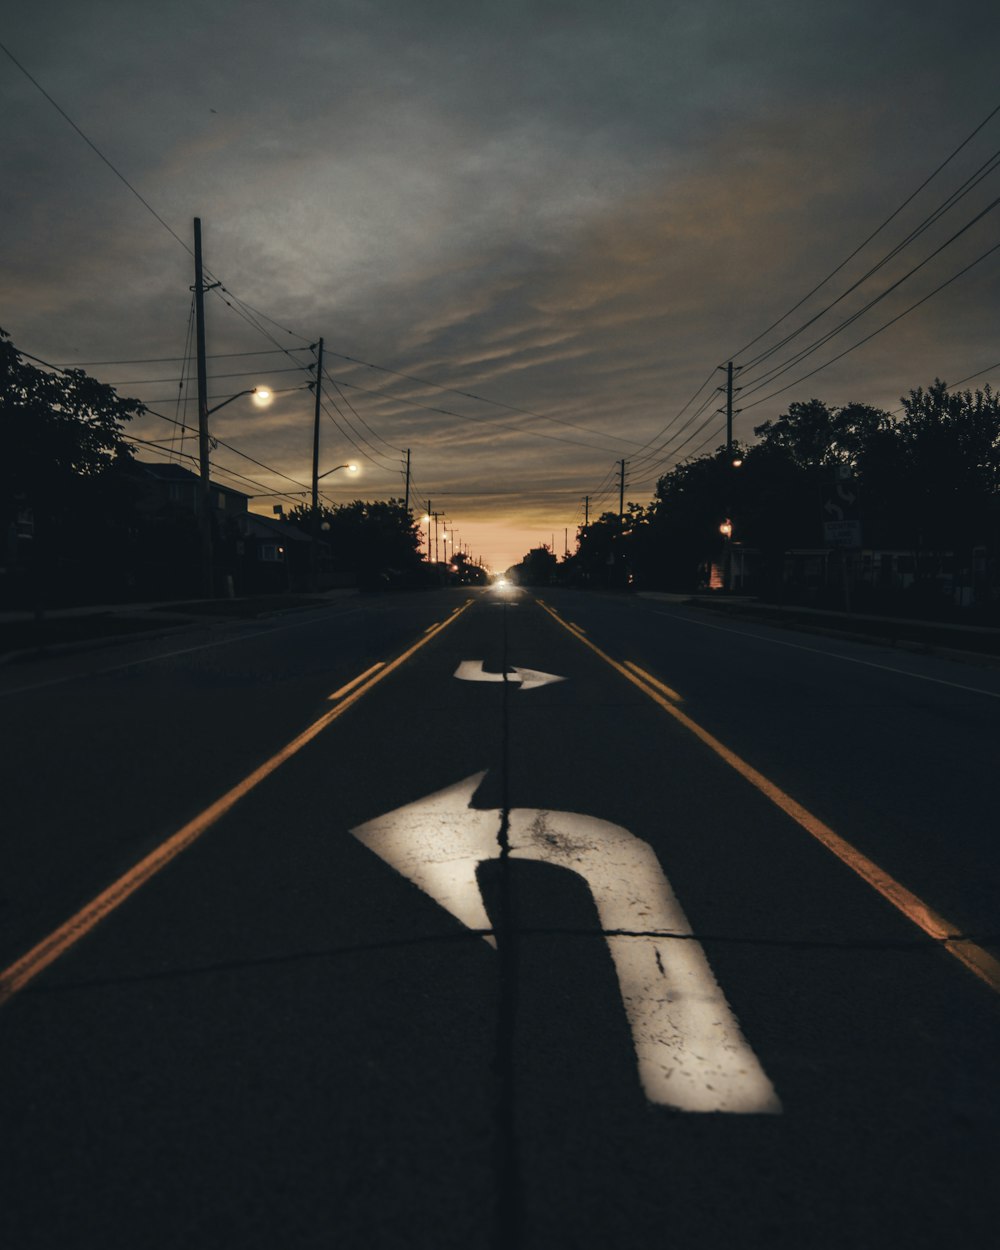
[0,604,366,698]
[450,665,562,695]
[351,773,780,1115]
[453,659,566,691]
[649,608,1000,699]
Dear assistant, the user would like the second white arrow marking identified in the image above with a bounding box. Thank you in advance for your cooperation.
[454,660,565,690]
[352,773,781,1114]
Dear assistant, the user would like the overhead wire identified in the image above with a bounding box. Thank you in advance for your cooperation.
[728,99,1000,361]
[740,236,1000,413]
[0,38,193,255]
[169,295,196,463]
[321,348,648,450]
[56,348,315,367]
[736,192,1000,401]
[737,144,1000,377]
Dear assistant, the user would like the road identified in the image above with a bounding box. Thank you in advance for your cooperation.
[1,585,997,1249]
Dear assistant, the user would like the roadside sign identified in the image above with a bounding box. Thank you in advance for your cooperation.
[821,474,862,546]
[823,520,863,547]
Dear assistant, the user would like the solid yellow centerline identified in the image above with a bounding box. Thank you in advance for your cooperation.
[536,598,1000,995]
[0,599,475,1007]
[328,662,385,700]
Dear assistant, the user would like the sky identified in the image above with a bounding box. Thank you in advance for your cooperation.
[3,0,1000,572]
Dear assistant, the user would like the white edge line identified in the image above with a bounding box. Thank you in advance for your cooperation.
[649,609,1000,700]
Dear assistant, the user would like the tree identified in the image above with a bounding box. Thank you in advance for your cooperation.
[1,328,143,606]
[510,545,558,586]
[895,380,1000,554]
[287,498,423,587]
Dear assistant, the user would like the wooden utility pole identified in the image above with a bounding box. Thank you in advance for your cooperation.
[618,460,627,528]
[718,360,740,456]
[428,505,445,563]
[404,449,411,514]
[310,337,324,590]
[726,360,734,454]
[194,217,213,598]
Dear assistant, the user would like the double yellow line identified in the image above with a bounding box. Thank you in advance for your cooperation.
[0,599,474,1007]
[536,599,1000,995]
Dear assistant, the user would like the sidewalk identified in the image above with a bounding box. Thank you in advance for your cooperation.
[0,589,357,661]
[638,592,1000,664]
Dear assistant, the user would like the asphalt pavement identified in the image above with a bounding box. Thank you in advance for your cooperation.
[1,585,997,1249]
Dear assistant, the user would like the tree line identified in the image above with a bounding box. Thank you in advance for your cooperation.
[0,330,429,606]
[516,381,1000,618]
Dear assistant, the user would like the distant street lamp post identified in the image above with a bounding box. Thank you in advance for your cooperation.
[310,462,358,590]
[719,519,734,591]
[193,217,275,597]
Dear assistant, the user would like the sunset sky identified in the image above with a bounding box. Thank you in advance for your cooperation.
[3,1,999,571]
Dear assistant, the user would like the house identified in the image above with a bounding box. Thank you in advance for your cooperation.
[128,461,249,518]
[235,511,315,593]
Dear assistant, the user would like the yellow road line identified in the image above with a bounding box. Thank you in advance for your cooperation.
[624,660,682,703]
[328,662,385,700]
[536,598,1000,995]
[0,599,475,1008]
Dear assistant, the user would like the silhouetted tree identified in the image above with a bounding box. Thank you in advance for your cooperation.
[511,544,558,586]
[287,498,422,587]
[1,328,143,606]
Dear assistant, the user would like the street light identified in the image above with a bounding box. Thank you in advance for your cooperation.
[309,464,358,590]
[317,463,359,481]
[199,385,272,597]
[207,386,271,416]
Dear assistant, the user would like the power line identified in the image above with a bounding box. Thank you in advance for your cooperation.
[728,99,1000,361]
[321,364,406,455]
[56,349,314,367]
[0,38,192,255]
[741,238,1000,413]
[737,192,1000,400]
[322,348,649,449]
[738,147,1000,377]
[322,376,626,453]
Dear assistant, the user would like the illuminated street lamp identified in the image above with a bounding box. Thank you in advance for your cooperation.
[198,385,272,597]
[207,386,271,416]
[317,463,359,482]
[310,463,358,589]
[719,518,734,591]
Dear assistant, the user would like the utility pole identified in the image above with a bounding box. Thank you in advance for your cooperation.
[584,495,590,526]
[726,360,734,455]
[310,337,324,591]
[618,459,627,528]
[718,361,741,457]
[428,507,445,563]
[404,449,411,514]
[193,217,218,599]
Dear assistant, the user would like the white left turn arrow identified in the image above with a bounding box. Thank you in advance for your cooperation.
[454,660,565,691]
[351,773,780,1115]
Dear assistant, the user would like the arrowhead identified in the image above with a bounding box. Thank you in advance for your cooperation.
[351,773,501,945]
[454,660,565,690]
[511,666,565,691]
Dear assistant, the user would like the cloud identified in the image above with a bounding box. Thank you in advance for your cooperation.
[3,0,999,569]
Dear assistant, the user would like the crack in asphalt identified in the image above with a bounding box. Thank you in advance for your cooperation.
[20,926,999,997]
[492,598,523,1250]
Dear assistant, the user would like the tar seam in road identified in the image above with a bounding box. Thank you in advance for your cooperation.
[493,599,524,1250]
